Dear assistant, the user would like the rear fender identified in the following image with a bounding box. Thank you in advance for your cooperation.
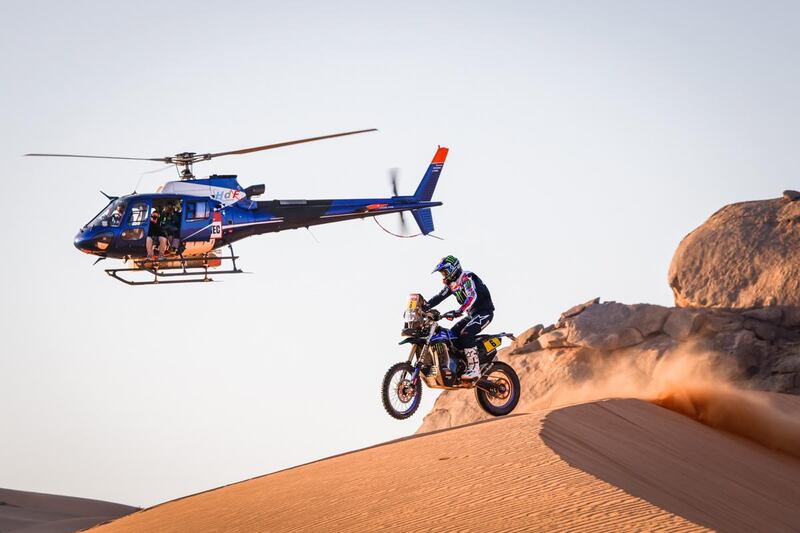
[478,347,497,366]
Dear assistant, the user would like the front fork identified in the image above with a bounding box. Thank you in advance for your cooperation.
[409,365,421,387]
[407,344,422,386]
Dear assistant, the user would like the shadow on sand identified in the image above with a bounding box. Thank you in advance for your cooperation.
[540,399,800,532]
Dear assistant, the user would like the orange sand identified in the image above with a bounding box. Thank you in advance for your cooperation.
[91,396,800,532]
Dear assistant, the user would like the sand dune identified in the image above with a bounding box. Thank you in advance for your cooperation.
[90,396,800,533]
[0,488,137,532]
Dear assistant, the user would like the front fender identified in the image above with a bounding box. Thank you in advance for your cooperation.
[398,338,425,346]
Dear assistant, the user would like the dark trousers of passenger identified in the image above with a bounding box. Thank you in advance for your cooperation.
[451,312,494,351]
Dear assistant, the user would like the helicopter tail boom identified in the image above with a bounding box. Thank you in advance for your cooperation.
[413,147,449,201]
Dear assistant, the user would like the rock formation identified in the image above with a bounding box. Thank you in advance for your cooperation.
[669,193,800,308]
[419,192,800,434]
[418,298,800,433]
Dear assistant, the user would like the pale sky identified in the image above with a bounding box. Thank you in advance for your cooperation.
[2,0,799,507]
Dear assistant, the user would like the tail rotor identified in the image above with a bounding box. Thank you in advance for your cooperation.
[389,168,410,235]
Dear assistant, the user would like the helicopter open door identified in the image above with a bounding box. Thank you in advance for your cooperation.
[105,197,243,285]
[181,199,217,255]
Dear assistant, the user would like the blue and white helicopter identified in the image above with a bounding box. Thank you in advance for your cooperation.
[27,129,448,285]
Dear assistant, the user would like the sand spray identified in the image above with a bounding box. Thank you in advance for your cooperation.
[527,348,800,457]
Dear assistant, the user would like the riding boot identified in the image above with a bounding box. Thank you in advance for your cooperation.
[461,347,480,381]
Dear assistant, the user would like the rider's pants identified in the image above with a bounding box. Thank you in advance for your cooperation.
[451,312,493,350]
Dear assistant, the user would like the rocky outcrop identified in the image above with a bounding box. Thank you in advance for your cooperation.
[418,298,800,433]
[669,195,800,308]
[418,191,800,433]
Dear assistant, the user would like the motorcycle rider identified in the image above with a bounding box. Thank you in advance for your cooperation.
[427,255,495,381]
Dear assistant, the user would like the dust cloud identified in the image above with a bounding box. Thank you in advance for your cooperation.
[533,349,800,458]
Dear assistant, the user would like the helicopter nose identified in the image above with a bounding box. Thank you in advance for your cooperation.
[74,231,113,253]
[74,233,93,253]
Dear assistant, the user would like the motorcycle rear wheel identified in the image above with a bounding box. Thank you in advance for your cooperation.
[381,362,422,420]
[475,361,520,417]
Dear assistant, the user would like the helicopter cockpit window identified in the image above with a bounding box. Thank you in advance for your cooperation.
[128,203,150,226]
[186,201,210,220]
[87,199,127,228]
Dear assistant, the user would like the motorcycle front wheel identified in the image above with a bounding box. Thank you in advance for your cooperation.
[475,361,520,417]
[381,362,422,420]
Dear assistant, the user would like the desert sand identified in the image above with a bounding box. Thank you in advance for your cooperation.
[90,394,800,533]
[0,488,137,532]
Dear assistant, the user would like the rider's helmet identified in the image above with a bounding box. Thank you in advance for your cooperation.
[432,255,462,284]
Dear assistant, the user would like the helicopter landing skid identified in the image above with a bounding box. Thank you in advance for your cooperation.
[104,245,246,286]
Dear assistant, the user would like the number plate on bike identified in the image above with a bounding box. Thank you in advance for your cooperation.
[483,337,502,351]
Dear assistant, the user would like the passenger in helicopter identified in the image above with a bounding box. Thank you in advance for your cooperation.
[161,203,181,252]
[146,210,168,259]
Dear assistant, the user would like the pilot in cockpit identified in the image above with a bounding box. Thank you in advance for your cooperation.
[110,204,125,227]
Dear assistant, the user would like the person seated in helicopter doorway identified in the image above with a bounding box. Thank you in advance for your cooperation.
[146,210,168,259]
[161,203,181,252]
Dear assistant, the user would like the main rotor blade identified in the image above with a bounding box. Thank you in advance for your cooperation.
[140,164,175,175]
[207,128,377,158]
[25,128,378,166]
[24,153,170,162]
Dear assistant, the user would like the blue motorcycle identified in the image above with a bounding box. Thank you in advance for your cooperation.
[381,294,521,420]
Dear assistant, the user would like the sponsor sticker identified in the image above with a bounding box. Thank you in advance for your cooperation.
[211,211,222,239]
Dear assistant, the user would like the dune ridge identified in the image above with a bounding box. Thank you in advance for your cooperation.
[541,399,800,532]
[90,392,800,533]
[653,382,800,458]
[525,348,800,459]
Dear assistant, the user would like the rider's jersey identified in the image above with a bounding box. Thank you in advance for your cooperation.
[428,271,495,316]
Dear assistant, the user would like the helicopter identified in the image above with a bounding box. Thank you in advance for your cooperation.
[26,129,449,285]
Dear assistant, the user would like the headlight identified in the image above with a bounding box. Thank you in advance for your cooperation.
[403,309,419,322]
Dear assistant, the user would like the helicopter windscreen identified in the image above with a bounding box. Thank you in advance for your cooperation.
[86,199,128,229]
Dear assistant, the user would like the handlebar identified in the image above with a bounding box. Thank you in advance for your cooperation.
[425,309,441,321]
[422,309,462,321]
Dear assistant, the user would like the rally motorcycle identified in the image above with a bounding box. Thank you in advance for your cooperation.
[381,294,521,420]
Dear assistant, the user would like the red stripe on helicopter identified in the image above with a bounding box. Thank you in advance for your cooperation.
[431,147,449,164]
[366,203,389,211]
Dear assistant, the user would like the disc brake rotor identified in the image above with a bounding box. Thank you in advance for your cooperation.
[396,379,415,403]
